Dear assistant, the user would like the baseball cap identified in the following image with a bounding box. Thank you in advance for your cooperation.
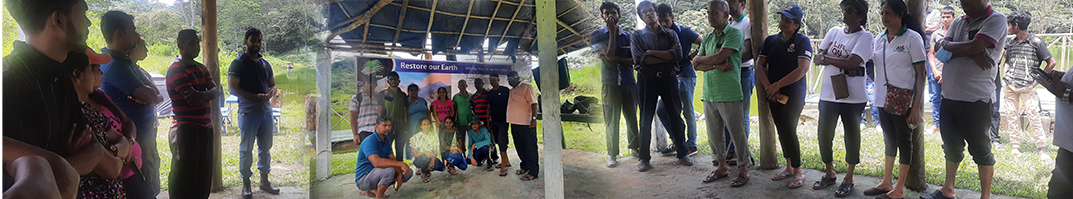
[779,4,804,19]
[84,48,112,65]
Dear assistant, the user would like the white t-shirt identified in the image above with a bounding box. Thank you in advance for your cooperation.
[940,9,1007,102]
[819,27,874,103]
[873,27,926,107]
[729,15,753,67]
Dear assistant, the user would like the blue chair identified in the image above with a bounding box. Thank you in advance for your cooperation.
[272,107,282,134]
[220,99,232,133]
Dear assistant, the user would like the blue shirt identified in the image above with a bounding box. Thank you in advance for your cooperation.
[228,52,274,114]
[100,48,156,126]
[670,23,701,77]
[589,27,636,85]
[487,86,511,123]
[406,98,428,133]
[759,33,813,96]
[355,132,394,182]
[631,27,683,74]
[467,126,491,158]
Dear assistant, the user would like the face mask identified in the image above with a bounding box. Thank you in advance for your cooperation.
[935,47,953,63]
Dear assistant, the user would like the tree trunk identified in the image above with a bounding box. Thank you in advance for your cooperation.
[905,0,927,192]
[749,0,778,170]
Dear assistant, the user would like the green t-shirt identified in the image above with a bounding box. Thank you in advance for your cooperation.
[698,25,744,102]
[452,92,473,127]
[382,88,409,129]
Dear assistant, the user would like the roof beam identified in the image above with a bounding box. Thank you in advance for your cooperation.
[481,0,505,56]
[326,0,393,43]
[453,0,476,54]
[391,0,410,46]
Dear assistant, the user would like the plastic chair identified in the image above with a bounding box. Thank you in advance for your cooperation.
[221,99,232,133]
[272,107,282,134]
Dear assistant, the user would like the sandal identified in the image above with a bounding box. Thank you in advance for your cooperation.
[421,173,431,182]
[835,183,854,197]
[813,177,837,190]
[730,174,750,187]
[520,174,538,181]
[787,176,805,189]
[448,167,458,175]
[919,190,954,199]
[498,168,509,176]
[862,187,891,196]
[771,171,792,181]
[515,169,528,175]
[702,170,729,183]
[496,163,512,169]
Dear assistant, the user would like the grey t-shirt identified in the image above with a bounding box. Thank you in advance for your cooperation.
[940,8,1007,103]
[1002,34,1053,88]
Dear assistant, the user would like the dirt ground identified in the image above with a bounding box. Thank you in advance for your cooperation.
[157,186,308,199]
[310,146,1025,199]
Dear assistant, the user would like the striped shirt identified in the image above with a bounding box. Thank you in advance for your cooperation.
[349,93,380,133]
[471,91,490,122]
[630,27,683,74]
[166,57,215,127]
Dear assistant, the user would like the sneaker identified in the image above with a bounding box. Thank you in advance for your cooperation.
[606,157,618,168]
[687,147,699,156]
[678,156,694,166]
[637,159,653,172]
[659,148,676,156]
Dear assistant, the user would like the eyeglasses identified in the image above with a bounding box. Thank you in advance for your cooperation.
[508,76,520,80]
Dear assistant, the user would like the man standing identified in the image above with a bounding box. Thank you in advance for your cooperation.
[380,72,408,161]
[471,78,498,162]
[506,71,539,181]
[228,28,281,198]
[927,6,955,133]
[590,1,639,168]
[350,76,382,145]
[631,0,691,172]
[355,117,412,199]
[3,0,93,198]
[166,29,221,199]
[98,11,164,197]
[693,0,751,187]
[653,3,703,157]
[488,73,514,175]
[725,0,755,166]
[454,79,474,133]
[926,0,1006,198]
[1000,10,1056,157]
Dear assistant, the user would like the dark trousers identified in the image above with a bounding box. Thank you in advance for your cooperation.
[768,82,806,168]
[603,83,640,157]
[878,108,914,165]
[393,132,410,162]
[990,77,1002,142]
[511,124,539,176]
[134,121,160,196]
[491,122,510,152]
[818,101,865,164]
[638,73,687,160]
[168,123,213,199]
[1049,148,1073,198]
[472,146,492,164]
[939,99,996,166]
[122,173,152,199]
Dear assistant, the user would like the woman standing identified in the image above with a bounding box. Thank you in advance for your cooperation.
[404,84,430,161]
[69,49,137,198]
[812,0,873,196]
[863,0,927,198]
[430,87,457,129]
[755,4,812,189]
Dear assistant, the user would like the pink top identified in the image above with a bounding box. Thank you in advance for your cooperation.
[98,90,143,180]
[431,99,455,124]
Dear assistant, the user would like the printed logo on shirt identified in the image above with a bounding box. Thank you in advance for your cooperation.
[895,46,907,53]
[787,43,796,53]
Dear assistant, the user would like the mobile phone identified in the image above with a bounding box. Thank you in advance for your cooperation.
[1032,67,1052,82]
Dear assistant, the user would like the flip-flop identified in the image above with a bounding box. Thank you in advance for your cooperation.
[702,170,730,183]
[835,183,854,197]
[421,174,431,182]
[813,177,837,190]
[496,164,512,169]
[771,171,793,181]
[515,169,528,175]
[520,174,538,181]
[862,187,891,196]
[919,190,954,199]
[730,174,750,187]
[498,168,509,176]
[788,177,805,189]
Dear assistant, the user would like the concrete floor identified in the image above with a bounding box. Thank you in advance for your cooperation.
[310,147,1025,199]
[157,186,308,199]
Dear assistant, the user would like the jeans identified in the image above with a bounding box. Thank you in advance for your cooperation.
[726,67,754,153]
[940,99,996,166]
[818,101,865,165]
[168,123,213,199]
[134,121,160,196]
[412,155,443,174]
[639,72,687,161]
[238,113,274,179]
[656,77,698,148]
[603,83,640,158]
[511,124,539,176]
[927,65,942,128]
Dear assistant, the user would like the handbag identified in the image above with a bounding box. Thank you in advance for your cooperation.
[831,74,850,99]
[881,40,916,116]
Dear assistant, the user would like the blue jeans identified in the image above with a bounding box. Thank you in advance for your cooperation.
[656,77,698,148]
[927,65,942,128]
[862,81,880,126]
[726,67,754,153]
[238,112,274,179]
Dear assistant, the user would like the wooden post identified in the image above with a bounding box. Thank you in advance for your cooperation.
[314,49,333,180]
[905,0,927,192]
[536,0,563,198]
[749,0,777,170]
[200,0,224,192]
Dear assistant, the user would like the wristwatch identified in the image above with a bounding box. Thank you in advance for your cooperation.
[531,116,537,120]
[1063,88,1072,104]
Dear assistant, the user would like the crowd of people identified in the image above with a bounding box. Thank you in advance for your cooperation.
[2,0,284,198]
[590,0,1071,199]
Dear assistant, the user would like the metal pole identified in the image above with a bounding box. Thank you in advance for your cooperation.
[200,0,224,192]
[536,0,563,198]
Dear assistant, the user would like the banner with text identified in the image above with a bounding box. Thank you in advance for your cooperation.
[394,59,512,74]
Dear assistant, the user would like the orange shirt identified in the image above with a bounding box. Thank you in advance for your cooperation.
[506,83,538,125]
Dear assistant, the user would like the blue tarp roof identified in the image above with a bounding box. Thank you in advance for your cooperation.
[324,0,594,56]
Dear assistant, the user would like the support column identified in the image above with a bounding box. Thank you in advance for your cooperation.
[905,0,928,192]
[201,0,224,192]
[314,48,333,180]
[536,0,563,198]
[749,0,777,170]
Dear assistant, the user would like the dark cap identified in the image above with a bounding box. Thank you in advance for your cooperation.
[778,4,804,19]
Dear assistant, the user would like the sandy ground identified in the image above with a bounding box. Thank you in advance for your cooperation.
[310,146,1025,199]
[157,186,309,199]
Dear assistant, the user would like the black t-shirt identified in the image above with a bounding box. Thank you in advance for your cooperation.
[487,86,511,123]
[2,42,86,155]
[759,33,814,96]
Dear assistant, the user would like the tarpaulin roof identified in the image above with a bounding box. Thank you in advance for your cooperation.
[324,0,596,57]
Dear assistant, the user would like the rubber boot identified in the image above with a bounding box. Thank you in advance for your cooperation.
[242,178,252,199]
[260,174,280,195]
